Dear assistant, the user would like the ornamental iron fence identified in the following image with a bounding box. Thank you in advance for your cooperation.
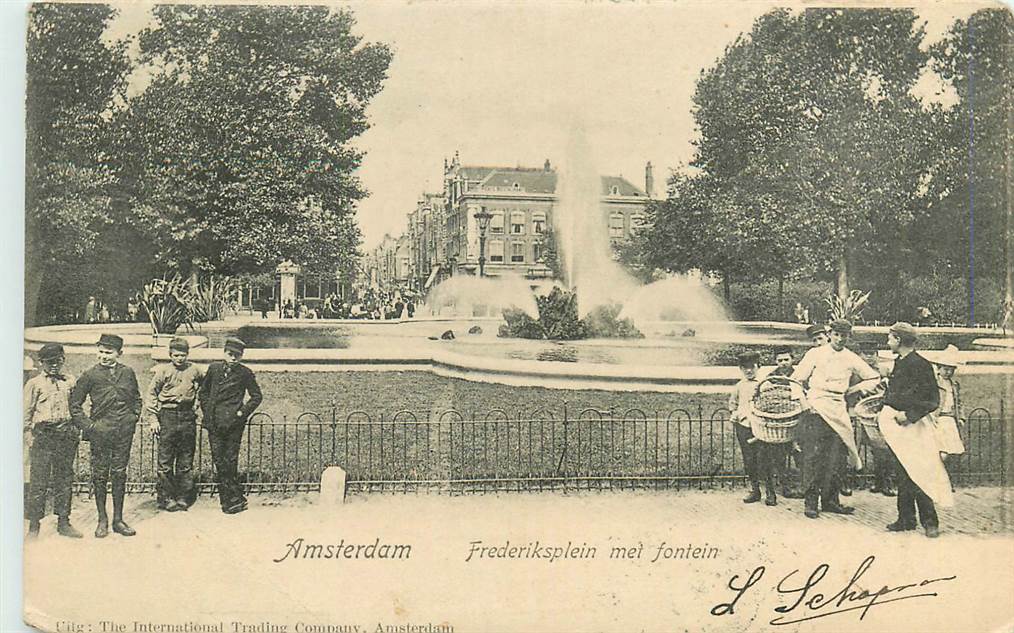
[70,402,1008,495]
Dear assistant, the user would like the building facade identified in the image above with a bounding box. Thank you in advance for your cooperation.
[441,153,651,280]
[364,153,653,292]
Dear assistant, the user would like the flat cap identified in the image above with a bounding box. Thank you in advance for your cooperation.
[223,337,246,354]
[737,350,761,367]
[97,333,124,351]
[829,319,853,335]
[38,342,65,361]
[805,323,827,338]
[889,322,918,342]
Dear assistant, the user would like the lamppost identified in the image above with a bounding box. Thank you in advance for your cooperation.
[473,207,493,277]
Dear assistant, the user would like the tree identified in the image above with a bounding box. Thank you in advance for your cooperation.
[927,8,1013,323]
[25,4,136,325]
[117,5,392,278]
[642,8,938,306]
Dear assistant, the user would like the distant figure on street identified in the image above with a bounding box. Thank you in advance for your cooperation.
[84,296,97,323]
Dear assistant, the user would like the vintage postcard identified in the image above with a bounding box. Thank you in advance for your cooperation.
[19,0,1014,632]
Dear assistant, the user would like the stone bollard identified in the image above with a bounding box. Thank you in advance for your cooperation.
[320,466,347,505]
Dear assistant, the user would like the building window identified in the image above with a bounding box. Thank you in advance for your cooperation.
[490,211,505,234]
[610,185,620,195]
[489,240,504,263]
[532,212,546,235]
[533,242,543,262]
[631,214,647,232]
[511,212,525,235]
[511,242,525,263]
[609,213,625,238]
[512,182,520,190]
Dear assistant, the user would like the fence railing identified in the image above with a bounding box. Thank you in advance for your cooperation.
[72,402,1009,495]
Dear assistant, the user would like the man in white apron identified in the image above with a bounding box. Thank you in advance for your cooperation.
[792,320,881,519]
[878,322,953,538]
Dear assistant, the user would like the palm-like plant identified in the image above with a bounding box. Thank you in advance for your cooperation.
[136,274,194,334]
[190,275,239,323]
[826,290,871,323]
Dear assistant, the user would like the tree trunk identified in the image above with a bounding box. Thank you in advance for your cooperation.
[836,252,849,300]
[24,242,42,328]
[778,276,785,321]
[1004,51,1013,328]
[723,272,731,303]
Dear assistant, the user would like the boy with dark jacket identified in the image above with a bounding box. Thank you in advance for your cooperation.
[199,337,262,514]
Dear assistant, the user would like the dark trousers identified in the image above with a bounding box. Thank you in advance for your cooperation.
[735,424,760,486]
[799,413,845,506]
[89,425,135,520]
[762,442,792,491]
[90,426,134,491]
[207,424,246,509]
[895,458,938,528]
[870,446,896,490]
[27,427,79,521]
[156,409,197,507]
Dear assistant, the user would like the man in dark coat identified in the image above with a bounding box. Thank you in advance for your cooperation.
[879,322,950,538]
[70,334,142,538]
[199,337,262,514]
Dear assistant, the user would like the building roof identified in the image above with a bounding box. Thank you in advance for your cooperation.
[480,168,558,194]
[457,165,646,197]
[601,175,646,197]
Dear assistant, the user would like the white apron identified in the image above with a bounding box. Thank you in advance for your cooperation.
[878,405,954,508]
[932,414,965,455]
[807,389,862,470]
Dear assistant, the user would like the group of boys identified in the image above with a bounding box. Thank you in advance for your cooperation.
[732,320,956,537]
[24,333,262,539]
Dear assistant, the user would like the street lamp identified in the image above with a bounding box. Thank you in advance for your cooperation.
[473,207,493,278]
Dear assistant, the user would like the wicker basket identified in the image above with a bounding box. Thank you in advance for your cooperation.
[855,394,888,450]
[749,375,803,444]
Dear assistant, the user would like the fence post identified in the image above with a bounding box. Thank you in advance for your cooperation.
[555,401,569,485]
[330,403,337,468]
[1001,398,1007,487]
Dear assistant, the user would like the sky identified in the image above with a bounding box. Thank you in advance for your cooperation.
[106,0,991,249]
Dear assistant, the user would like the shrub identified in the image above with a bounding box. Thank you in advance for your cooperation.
[136,274,194,334]
[190,275,239,323]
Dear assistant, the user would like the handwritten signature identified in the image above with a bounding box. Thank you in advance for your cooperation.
[711,555,956,626]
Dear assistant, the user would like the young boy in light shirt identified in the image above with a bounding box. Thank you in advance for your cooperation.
[730,351,766,504]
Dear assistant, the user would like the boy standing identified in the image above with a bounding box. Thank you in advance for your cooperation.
[70,334,142,538]
[791,320,880,519]
[199,337,262,514]
[769,346,804,500]
[147,336,204,511]
[24,343,83,538]
[730,351,766,504]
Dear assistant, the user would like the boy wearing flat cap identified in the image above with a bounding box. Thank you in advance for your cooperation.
[199,337,262,514]
[147,336,205,512]
[24,343,83,538]
[792,319,881,519]
[70,333,142,538]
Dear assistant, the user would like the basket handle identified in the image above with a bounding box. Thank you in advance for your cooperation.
[757,374,804,388]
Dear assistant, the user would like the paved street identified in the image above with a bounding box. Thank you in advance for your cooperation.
[21,487,1014,633]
